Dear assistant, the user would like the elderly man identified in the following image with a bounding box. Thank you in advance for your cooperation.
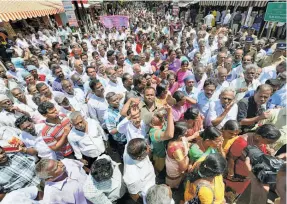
[105,67,126,98]
[38,101,74,159]
[238,84,273,133]
[0,94,30,127]
[188,39,211,66]
[213,67,230,99]
[0,65,20,96]
[35,159,88,204]
[259,61,286,84]
[122,73,133,92]
[0,147,40,201]
[206,88,238,129]
[68,111,106,167]
[11,87,38,110]
[178,75,200,100]
[71,59,89,82]
[232,49,243,69]
[83,155,126,204]
[193,65,208,90]
[61,79,89,118]
[123,138,156,202]
[146,185,174,204]
[231,64,261,101]
[87,79,109,127]
[5,61,24,84]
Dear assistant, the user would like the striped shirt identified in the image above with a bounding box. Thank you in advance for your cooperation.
[42,114,73,157]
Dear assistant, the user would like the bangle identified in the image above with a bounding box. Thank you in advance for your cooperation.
[23,147,27,153]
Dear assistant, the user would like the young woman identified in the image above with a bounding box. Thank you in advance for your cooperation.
[155,80,170,107]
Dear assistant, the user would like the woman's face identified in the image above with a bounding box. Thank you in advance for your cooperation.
[177,97,186,106]
[168,76,175,85]
[207,136,224,148]
[222,130,239,139]
[256,134,277,145]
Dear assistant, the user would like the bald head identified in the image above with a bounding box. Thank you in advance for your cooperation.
[217,67,228,83]
[74,60,84,74]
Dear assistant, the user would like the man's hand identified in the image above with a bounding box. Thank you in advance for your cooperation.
[238,87,248,93]
[9,106,22,113]
[224,100,235,112]
[259,110,272,120]
[79,159,89,166]
[164,104,172,114]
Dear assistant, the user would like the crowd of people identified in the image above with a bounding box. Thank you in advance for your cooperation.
[0,2,286,204]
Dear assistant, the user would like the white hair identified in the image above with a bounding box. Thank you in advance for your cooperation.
[146,185,172,204]
[244,63,258,73]
[221,87,236,96]
[35,159,54,180]
[69,111,82,122]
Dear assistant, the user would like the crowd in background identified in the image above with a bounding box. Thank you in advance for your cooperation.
[0,2,286,204]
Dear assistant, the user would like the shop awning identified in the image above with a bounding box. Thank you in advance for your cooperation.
[0,0,65,22]
[199,0,268,7]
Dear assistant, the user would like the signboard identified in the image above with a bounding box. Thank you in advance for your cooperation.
[100,15,129,29]
[62,0,79,27]
[264,2,286,22]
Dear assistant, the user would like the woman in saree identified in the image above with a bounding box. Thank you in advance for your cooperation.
[188,126,224,164]
[165,122,190,189]
[225,124,281,195]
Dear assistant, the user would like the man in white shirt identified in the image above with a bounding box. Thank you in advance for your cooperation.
[72,59,89,82]
[206,87,238,129]
[5,61,24,85]
[105,67,126,99]
[15,115,57,160]
[123,138,156,202]
[213,67,230,100]
[117,98,147,142]
[0,94,30,127]
[231,64,261,101]
[204,12,215,27]
[35,159,88,204]
[83,154,126,204]
[87,79,109,126]
[188,39,211,66]
[223,10,231,26]
[68,111,106,167]
[61,79,89,118]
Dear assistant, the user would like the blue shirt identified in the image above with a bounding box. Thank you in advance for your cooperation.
[179,86,199,100]
[104,106,126,143]
[11,57,24,69]
[197,91,215,117]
